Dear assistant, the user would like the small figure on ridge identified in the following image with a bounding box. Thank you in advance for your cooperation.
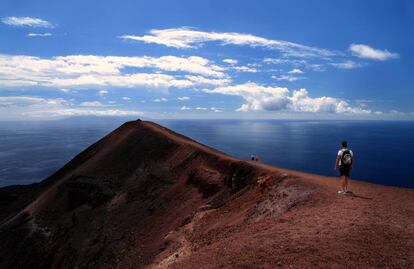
[250,153,260,162]
[334,140,353,194]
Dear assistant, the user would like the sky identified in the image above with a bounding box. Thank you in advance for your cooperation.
[0,0,413,120]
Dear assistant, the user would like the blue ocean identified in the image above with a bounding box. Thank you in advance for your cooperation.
[0,119,413,188]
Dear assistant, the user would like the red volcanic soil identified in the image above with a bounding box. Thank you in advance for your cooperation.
[0,120,413,269]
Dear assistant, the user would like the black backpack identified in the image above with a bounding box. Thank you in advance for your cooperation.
[341,149,352,167]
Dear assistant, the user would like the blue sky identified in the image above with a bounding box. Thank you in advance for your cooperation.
[0,0,413,120]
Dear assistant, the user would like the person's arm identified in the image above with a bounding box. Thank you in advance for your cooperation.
[334,151,341,170]
[350,151,354,170]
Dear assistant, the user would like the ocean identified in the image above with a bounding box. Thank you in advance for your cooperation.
[0,119,413,188]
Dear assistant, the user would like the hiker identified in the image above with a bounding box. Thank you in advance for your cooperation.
[255,154,260,162]
[251,153,256,161]
[334,140,353,194]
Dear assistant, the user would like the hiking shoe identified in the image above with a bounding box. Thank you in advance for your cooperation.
[337,190,345,194]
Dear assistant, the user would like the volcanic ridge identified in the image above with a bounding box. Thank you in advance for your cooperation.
[0,120,413,269]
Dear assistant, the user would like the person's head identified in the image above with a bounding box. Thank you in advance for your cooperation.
[341,140,348,148]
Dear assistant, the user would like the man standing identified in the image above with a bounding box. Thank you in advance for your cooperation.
[334,141,353,194]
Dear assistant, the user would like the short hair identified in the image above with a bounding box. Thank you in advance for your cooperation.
[341,141,348,147]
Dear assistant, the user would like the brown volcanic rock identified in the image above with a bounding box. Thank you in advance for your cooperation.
[0,120,413,269]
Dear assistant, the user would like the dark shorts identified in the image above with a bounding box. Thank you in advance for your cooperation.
[339,165,350,177]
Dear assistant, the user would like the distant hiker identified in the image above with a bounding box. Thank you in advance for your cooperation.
[334,140,353,194]
[250,153,260,162]
[251,153,256,161]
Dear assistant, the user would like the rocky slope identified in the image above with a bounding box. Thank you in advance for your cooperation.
[0,120,413,269]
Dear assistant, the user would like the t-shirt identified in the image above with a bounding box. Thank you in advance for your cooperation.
[337,148,353,165]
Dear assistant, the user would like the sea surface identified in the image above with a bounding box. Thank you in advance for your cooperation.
[0,119,413,188]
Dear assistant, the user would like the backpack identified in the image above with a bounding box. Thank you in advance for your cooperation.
[341,149,352,167]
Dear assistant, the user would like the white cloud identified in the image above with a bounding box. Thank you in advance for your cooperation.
[0,54,229,89]
[49,109,142,117]
[349,44,399,61]
[271,75,304,82]
[184,75,231,86]
[180,105,221,112]
[204,83,290,112]
[122,96,131,101]
[223,59,238,65]
[80,101,103,107]
[45,73,194,89]
[0,96,142,120]
[0,96,67,107]
[389,109,404,115]
[153,98,167,102]
[232,66,258,73]
[288,68,304,74]
[26,32,52,37]
[263,58,293,65]
[119,27,337,58]
[203,82,370,114]
[177,96,190,101]
[329,60,362,69]
[2,17,55,28]
[263,58,324,71]
[98,90,108,95]
[289,89,369,114]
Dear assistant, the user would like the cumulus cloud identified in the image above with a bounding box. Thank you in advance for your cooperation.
[2,17,55,28]
[0,96,142,120]
[26,32,52,37]
[203,82,370,114]
[288,68,304,74]
[122,96,131,101]
[0,54,230,89]
[204,83,290,112]
[177,96,190,101]
[223,59,238,65]
[349,44,399,61]
[98,90,108,95]
[119,27,337,58]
